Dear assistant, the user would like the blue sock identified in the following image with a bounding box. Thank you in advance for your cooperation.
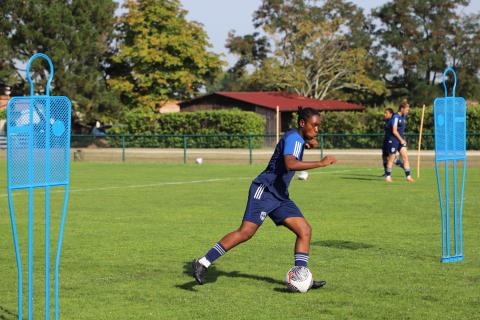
[294,252,309,267]
[386,168,392,177]
[405,168,411,177]
[200,242,226,267]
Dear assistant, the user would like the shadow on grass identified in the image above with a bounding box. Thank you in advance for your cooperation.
[0,305,19,320]
[339,173,382,181]
[273,285,328,294]
[315,240,440,262]
[312,240,374,250]
[273,287,296,293]
[176,261,285,292]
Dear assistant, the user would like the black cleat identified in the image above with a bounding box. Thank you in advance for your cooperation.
[192,259,207,285]
[311,280,326,289]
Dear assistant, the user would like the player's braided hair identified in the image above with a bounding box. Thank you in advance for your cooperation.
[297,107,319,126]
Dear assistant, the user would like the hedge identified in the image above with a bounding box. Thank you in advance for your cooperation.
[110,109,266,148]
[289,103,480,149]
[306,103,479,134]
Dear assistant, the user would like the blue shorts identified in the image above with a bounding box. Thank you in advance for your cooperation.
[242,183,304,226]
[386,139,405,155]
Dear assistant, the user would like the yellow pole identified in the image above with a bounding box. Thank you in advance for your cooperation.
[417,104,426,178]
[276,105,280,142]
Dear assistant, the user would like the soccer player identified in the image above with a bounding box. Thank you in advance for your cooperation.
[381,108,403,176]
[385,99,414,182]
[192,107,337,289]
[381,108,394,176]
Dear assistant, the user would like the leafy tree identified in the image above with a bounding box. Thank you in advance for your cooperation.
[207,31,270,92]
[372,0,476,104]
[0,0,18,94]
[250,0,387,100]
[448,13,480,99]
[225,31,270,78]
[108,0,223,111]
[0,0,119,129]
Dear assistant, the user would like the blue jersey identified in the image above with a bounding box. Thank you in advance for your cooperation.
[388,114,407,140]
[393,113,406,137]
[253,129,305,200]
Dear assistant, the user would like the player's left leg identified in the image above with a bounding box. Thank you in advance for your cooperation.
[283,217,312,264]
[399,146,414,182]
[385,153,396,182]
[282,217,326,289]
[385,140,399,182]
[381,143,389,177]
[270,200,326,290]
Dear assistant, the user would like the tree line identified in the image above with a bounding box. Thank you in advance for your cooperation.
[0,0,479,132]
[219,0,480,107]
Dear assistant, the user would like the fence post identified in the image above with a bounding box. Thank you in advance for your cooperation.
[320,134,324,159]
[183,135,187,164]
[121,135,126,162]
[248,135,253,165]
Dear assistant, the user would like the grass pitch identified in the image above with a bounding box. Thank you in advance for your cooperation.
[0,162,479,319]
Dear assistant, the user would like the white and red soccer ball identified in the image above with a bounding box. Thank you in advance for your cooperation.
[285,266,313,293]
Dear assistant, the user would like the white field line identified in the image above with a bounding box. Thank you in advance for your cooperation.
[0,168,369,198]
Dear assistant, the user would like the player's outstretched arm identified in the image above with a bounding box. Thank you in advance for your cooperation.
[284,155,337,171]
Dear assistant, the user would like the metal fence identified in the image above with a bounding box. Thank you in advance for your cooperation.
[61,132,480,164]
[1,132,478,163]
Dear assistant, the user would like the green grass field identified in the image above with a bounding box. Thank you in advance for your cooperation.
[0,162,479,319]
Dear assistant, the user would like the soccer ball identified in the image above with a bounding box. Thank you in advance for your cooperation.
[285,266,313,293]
[298,171,309,180]
[195,158,203,164]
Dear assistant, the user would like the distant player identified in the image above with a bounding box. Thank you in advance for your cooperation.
[385,99,414,182]
[192,107,337,289]
[381,108,403,177]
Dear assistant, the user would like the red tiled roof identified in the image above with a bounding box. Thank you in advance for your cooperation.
[183,92,364,111]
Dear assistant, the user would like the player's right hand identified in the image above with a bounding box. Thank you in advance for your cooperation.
[321,155,337,166]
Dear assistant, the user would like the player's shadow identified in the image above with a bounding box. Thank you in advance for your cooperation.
[339,174,381,181]
[312,240,374,250]
[176,261,285,292]
[0,305,19,320]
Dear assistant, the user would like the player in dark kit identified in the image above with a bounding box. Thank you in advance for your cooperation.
[385,99,414,182]
[192,107,337,289]
[382,108,394,176]
[382,108,403,176]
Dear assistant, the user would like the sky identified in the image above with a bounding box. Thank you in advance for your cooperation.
[180,0,480,66]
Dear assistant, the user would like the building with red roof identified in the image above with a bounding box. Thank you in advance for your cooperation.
[180,91,365,133]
